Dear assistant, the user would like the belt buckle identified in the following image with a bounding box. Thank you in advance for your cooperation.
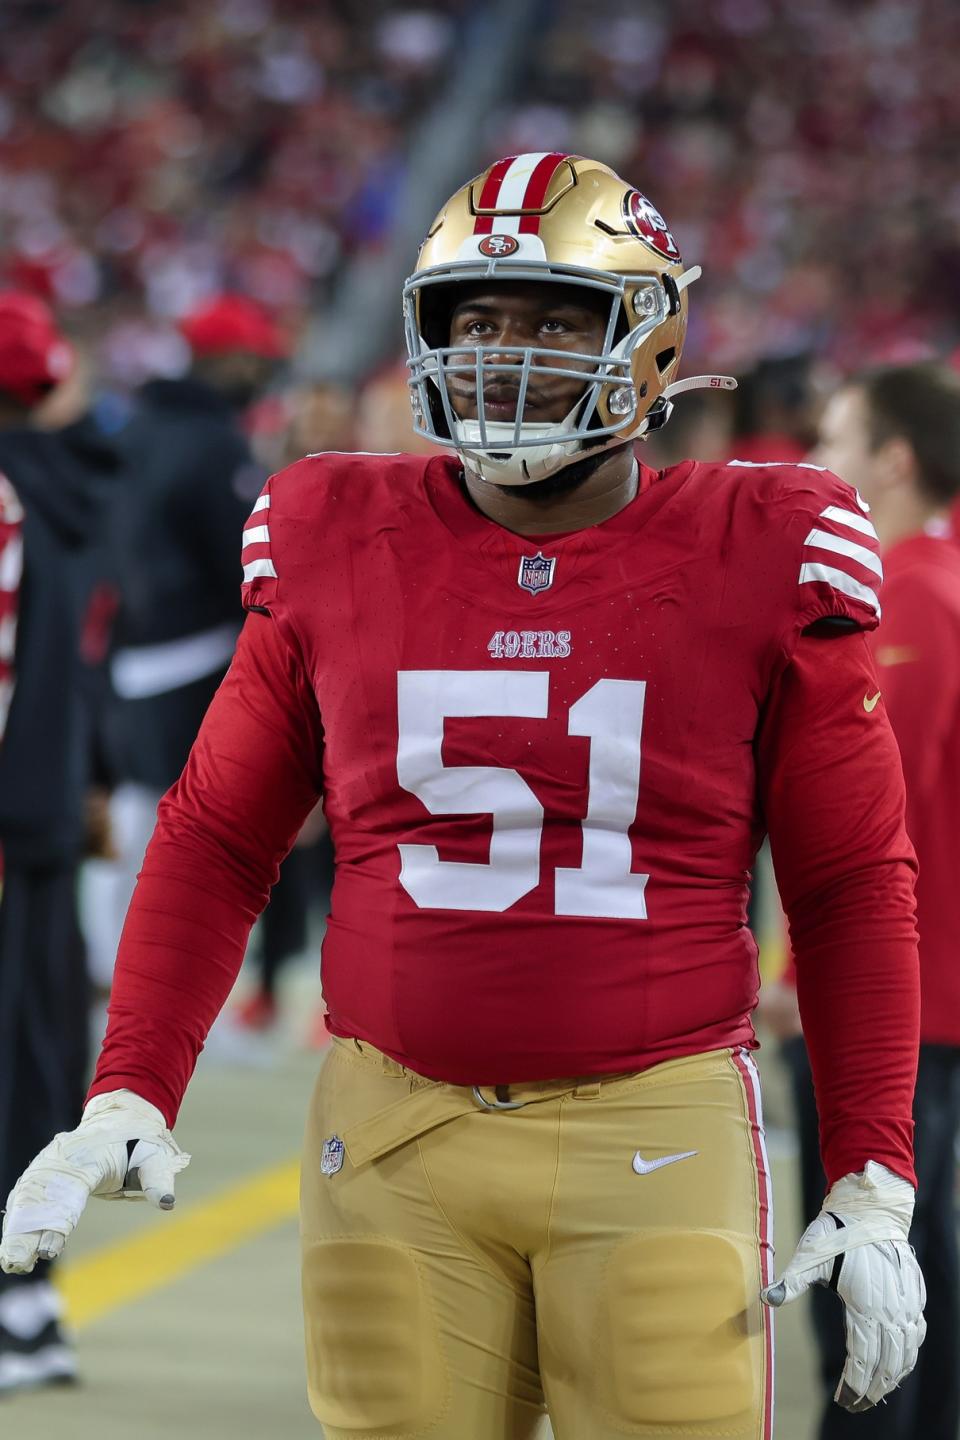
[471,1084,528,1112]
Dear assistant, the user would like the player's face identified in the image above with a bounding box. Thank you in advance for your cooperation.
[447,282,609,426]
[812,387,879,503]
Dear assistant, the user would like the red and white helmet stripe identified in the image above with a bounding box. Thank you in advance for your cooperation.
[472,152,570,238]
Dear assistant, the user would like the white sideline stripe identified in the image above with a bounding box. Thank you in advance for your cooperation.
[242,525,270,548]
[804,528,883,577]
[819,504,878,540]
[799,562,880,615]
[251,493,271,513]
[243,557,278,582]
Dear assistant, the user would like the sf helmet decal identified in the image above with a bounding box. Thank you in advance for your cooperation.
[478,234,520,257]
[622,190,681,261]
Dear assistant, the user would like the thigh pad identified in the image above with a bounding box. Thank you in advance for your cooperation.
[598,1229,762,1433]
[302,1236,447,1437]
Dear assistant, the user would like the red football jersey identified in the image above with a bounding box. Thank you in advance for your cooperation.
[871,529,960,1045]
[234,452,883,1080]
[92,450,920,1182]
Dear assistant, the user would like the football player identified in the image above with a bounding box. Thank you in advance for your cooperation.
[2,155,925,1437]
[771,362,960,1440]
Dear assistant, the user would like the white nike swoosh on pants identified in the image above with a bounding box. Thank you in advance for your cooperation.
[632,1150,698,1175]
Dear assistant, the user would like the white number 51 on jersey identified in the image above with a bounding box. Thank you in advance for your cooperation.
[396,671,648,920]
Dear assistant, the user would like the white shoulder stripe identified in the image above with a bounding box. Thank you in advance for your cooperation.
[819,505,878,540]
[242,525,270,548]
[804,528,883,578]
[251,493,270,513]
[799,562,880,616]
[728,458,828,470]
[243,558,278,583]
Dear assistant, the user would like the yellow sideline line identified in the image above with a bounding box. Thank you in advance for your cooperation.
[57,1158,301,1330]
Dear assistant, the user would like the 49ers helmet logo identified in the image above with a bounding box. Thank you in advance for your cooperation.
[478,234,520,257]
[622,191,681,261]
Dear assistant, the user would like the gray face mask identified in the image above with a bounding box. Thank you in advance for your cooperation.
[402,264,732,487]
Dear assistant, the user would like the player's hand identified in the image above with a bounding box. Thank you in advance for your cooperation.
[761,1161,925,1411]
[0,1090,190,1275]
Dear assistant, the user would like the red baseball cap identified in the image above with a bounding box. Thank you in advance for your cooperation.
[0,292,74,407]
[178,294,289,360]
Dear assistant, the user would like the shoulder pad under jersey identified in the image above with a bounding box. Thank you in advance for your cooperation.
[708,457,882,635]
[239,450,436,613]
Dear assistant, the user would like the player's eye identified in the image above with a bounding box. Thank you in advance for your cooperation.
[540,318,571,335]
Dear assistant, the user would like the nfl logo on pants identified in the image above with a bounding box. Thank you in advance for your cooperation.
[320,1135,344,1176]
[518,552,556,595]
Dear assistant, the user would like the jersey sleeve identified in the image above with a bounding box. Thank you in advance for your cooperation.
[238,454,355,623]
[873,569,960,811]
[87,609,324,1124]
[240,476,278,612]
[723,462,883,663]
[774,465,883,640]
[756,629,919,1187]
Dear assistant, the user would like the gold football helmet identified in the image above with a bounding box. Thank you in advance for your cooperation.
[403,152,734,485]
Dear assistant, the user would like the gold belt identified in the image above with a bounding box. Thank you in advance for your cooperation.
[339,1043,608,1168]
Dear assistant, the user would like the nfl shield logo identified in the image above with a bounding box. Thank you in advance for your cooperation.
[320,1135,345,1176]
[517,552,556,595]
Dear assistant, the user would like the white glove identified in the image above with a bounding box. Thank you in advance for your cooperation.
[762,1160,926,1411]
[0,1090,190,1275]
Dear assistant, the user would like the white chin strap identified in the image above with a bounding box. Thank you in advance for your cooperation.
[456,409,623,488]
[456,373,737,488]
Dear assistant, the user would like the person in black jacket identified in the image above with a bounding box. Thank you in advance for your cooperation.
[92,295,288,980]
[0,293,121,1391]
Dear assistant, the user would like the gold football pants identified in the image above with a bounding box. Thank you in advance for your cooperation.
[301,1039,774,1439]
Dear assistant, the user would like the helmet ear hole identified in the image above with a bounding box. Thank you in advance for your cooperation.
[656,347,676,374]
[612,301,631,346]
[418,284,458,350]
[426,381,452,439]
[662,273,682,316]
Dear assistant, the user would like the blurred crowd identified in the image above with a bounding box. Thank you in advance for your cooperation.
[0,0,464,387]
[2,1,959,397]
[493,0,960,375]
